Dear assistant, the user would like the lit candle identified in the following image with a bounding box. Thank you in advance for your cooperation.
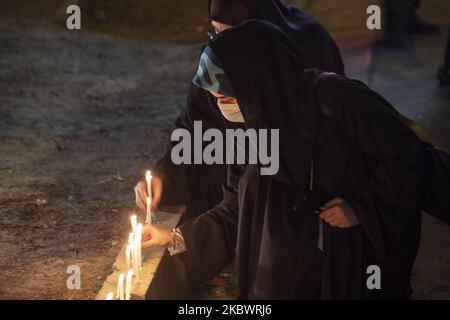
[133,239,139,283]
[146,197,152,225]
[146,170,152,202]
[127,233,134,274]
[116,273,125,300]
[136,223,142,270]
[105,292,114,300]
[145,171,153,224]
[125,245,131,271]
[125,270,133,300]
[130,215,137,235]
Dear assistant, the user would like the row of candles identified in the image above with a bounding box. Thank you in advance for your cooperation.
[105,170,153,300]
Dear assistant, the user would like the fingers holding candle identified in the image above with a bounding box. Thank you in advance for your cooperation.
[141,224,153,243]
[134,175,163,213]
[141,224,173,249]
[134,181,148,213]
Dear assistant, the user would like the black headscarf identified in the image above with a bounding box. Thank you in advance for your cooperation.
[209,0,345,75]
[208,20,317,189]
[209,0,253,26]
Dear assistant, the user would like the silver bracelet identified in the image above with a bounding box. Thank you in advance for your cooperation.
[168,228,186,256]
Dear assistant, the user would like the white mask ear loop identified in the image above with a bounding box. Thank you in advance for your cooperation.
[217,100,245,123]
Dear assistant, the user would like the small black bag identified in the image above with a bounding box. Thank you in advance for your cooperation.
[313,71,450,226]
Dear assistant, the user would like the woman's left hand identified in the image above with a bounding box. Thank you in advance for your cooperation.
[319,197,360,228]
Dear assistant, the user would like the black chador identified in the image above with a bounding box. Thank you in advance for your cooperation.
[179,21,424,300]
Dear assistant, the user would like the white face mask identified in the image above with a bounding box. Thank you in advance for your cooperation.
[217,100,245,123]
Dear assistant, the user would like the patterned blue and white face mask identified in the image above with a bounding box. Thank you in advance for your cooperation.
[192,46,244,123]
[192,46,235,98]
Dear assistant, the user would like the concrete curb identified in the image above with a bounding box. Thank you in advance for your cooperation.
[96,206,184,300]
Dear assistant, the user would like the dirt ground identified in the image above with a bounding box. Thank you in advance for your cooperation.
[0,0,449,300]
[0,19,200,299]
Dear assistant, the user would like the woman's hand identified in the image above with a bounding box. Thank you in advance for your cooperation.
[141,224,173,249]
[319,197,359,228]
[134,176,163,213]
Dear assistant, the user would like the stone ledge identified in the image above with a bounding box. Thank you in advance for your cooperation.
[96,205,184,300]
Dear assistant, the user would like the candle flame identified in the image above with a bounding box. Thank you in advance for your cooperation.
[146,170,152,181]
[106,292,114,300]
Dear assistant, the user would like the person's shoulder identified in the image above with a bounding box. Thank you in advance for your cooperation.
[318,73,364,88]
[287,7,321,27]
[318,73,372,99]
[316,73,386,114]
[317,73,398,118]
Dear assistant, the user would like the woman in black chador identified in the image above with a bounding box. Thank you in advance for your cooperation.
[142,21,425,300]
[135,0,344,224]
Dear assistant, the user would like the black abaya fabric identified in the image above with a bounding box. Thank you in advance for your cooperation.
[179,21,424,299]
[209,0,344,74]
[154,0,345,223]
[209,0,253,26]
